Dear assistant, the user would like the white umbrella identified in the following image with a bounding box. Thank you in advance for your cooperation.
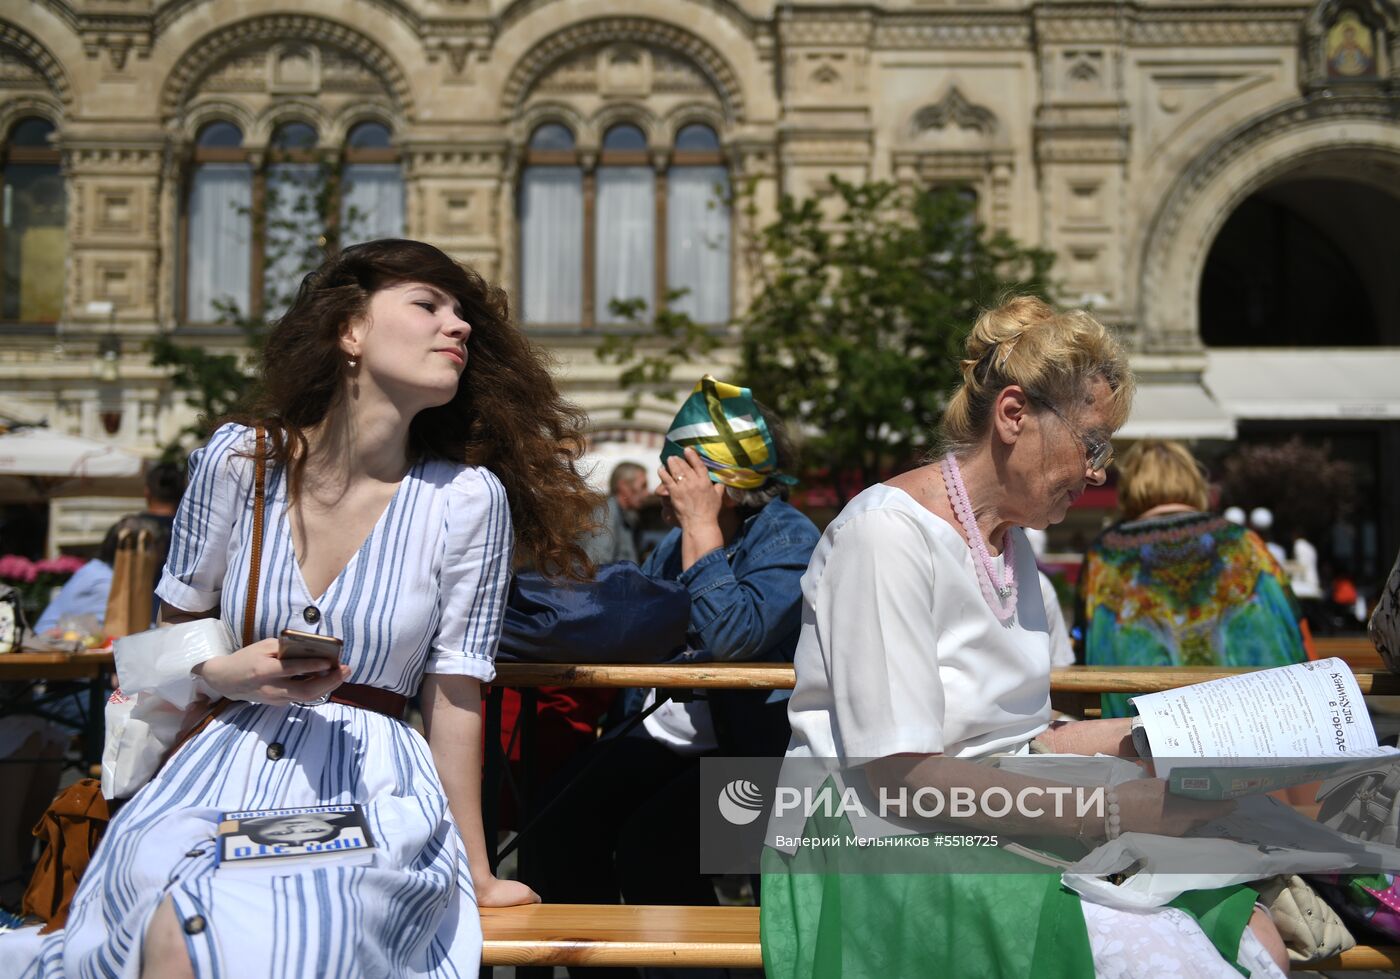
[0,428,144,479]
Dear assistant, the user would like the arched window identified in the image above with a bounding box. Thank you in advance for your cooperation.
[516,119,733,327]
[667,124,729,323]
[519,123,583,324]
[2,117,65,322]
[341,121,403,245]
[184,121,252,323]
[595,124,655,323]
[263,121,322,315]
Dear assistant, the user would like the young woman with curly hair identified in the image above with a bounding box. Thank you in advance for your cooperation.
[24,239,597,979]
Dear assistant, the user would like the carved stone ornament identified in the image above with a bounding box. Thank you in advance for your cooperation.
[162,15,413,116]
[501,18,744,118]
[0,24,72,104]
[911,87,998,136]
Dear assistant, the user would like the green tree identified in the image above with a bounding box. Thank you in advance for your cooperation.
[598,178,1055,503]
[740,179,1053,500]
[150,161,356,462]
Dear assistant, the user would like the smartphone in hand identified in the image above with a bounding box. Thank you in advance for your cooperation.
[278,629,343,679]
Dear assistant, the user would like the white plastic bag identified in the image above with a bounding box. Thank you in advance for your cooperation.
[101,687,190,799]
[100,619,235,799]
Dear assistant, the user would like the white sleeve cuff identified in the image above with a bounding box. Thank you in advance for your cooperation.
[422,650,496,684]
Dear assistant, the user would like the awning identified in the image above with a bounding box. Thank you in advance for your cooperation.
[1117,381,1236,440]
[1205,350,1400,420]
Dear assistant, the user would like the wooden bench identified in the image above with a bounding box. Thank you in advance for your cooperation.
[479,904,1398,971]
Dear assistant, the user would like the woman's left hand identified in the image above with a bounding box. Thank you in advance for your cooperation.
[476,874,542,907]
[658,447,725,530]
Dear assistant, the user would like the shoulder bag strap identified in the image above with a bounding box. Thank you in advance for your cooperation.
[164,426,267,758]
[242,425,267,648]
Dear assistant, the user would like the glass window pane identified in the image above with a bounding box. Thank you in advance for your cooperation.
[347,122,392,149]
[529,124,575,151]
[186,163,252,322]
[519,167,583,323]
[602,125,647,152]
[270,122,317,150]
[8,118,55,147]
[341,164,404,245]
[2,163,65,320]
[263,163,322,316]
[674,124,719,152]
[595,166,654,323]
[667,167,730,323]
[196,121,244,148]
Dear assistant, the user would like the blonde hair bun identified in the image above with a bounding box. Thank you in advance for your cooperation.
[942,294,1134,454]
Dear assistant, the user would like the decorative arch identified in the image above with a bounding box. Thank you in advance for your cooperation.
[501,18,744,121]
[661,104,727,145]
[514,102,589,147]
[0,95,66,143]
[254,98,329,146]
[160,14,413,119]
[1136,95,1400,351]
[330,103,399,146]
[593,103,661,147]
[0,20,72,106]
[177,99,257,143]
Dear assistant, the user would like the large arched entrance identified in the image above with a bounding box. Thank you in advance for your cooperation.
[1200,175,1400,347]
[1138,100,1400,607]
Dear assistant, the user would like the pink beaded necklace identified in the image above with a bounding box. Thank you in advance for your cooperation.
[939,452,1018,624]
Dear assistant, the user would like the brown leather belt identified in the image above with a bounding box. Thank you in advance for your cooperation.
[329,682,408,719]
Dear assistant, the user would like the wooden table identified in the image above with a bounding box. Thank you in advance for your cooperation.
[480,904,761,968]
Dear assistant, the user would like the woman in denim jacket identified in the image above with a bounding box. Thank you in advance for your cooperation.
[532,380,818,974]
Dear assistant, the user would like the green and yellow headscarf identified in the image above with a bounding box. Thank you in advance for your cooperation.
[660,375,797,490]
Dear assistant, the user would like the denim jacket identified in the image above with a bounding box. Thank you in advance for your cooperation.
[620,500,819,750]
[640,498,819,665]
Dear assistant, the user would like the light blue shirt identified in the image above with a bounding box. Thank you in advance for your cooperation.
[35,559,113,633]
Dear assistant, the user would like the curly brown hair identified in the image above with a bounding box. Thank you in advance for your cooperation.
[232,238,598,579]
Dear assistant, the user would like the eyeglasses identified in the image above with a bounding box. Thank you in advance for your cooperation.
[1030,395,1114,473]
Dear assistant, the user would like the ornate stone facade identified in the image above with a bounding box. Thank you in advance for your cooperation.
[4,0,1400,457]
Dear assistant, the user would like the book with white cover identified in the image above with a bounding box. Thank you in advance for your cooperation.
[217,804,376,872]
[1129,658,1400,799]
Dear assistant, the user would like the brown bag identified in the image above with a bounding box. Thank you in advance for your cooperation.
[20,428,267,932]
[102,526,160,640]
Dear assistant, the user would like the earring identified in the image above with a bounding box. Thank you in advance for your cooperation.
[347,358,358,369]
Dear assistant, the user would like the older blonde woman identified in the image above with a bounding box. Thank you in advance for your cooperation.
[762,299,1288,978]
[1075,439,1308,718]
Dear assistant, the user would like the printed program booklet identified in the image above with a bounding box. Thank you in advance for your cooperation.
[1128,658,1400,800]
[217,804,376,872]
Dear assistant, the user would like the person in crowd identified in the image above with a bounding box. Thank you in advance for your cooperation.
[34,510,178,636]
[9,239,595,977]
[765,298,1288,979]
[139,461,186,534]
[1076,439,1308,716]
[1289,527,1325,633]
[3,509,182,910]
[1250,506,1290,567]
[580,461,648,565]
[531,377,819,975]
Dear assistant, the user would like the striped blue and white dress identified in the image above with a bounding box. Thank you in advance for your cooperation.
[25,422,511,979]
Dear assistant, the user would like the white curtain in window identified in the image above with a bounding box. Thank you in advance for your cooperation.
[595,166,655,324]
[519,167,583,324]
[667,167,730,323]
[264,163,321,317]
[186,163,252,322]
[341,164,405,245]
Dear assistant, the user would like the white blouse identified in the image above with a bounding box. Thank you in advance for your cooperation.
[787,483,1053,764]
